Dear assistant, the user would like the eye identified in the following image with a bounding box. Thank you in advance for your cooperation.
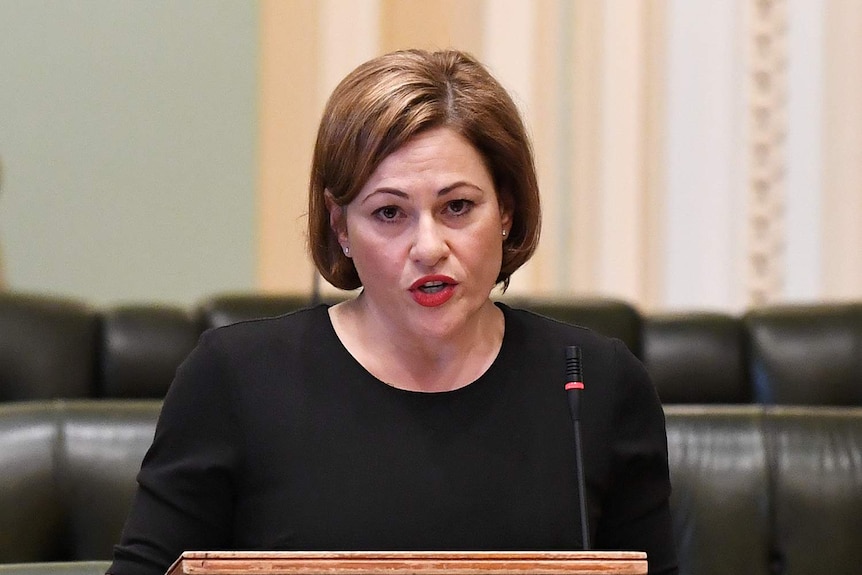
[373,205,402,221]
[446,199,474,216]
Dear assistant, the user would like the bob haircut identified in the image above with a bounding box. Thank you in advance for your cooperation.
[308,49,541,291]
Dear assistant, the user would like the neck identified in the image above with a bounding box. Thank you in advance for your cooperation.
[329,296,505,392]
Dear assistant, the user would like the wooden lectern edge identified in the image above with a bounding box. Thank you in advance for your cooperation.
[166,551,648,575]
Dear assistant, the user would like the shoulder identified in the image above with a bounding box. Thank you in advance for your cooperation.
[162,304,336,409]
[199,304,330,354]
[172,305,333,385]
[498,302,625,358]
[497,302,654,405]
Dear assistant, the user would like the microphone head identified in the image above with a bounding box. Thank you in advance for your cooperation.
[565,345,583,387]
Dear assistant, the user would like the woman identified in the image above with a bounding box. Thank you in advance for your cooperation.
[109,49,677,575]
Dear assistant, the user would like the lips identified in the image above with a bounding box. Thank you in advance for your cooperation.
[409,275,457,307]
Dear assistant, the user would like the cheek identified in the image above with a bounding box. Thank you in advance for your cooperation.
[350,232,405,280]
[467,230,504,273]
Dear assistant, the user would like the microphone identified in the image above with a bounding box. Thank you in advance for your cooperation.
[564,345,591,550]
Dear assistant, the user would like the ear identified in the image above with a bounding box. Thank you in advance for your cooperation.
[498,190,514,236]
[324,190,348,246]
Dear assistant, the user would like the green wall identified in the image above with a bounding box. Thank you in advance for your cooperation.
[0,0,258,306]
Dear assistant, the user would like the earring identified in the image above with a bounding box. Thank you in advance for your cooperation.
[343,245,350,256]
[502,229,508,238]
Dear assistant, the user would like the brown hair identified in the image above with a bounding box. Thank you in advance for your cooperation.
[308,49,541,291]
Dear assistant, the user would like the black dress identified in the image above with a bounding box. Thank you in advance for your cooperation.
[109,303,678,575]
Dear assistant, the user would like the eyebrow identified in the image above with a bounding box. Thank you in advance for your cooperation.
[360,181,484,204]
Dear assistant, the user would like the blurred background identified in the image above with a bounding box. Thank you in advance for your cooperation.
[0,0,860,313]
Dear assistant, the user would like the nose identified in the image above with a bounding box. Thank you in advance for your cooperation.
[409,215,449,266]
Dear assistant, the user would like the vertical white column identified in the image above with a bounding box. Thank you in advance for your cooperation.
[784,0,823,301]
[664,0,747,311]
[821,0,862,300]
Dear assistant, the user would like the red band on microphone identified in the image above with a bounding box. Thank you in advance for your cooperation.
[565,382,584,390]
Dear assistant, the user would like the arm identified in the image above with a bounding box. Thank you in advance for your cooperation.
[109,330,241,575]
[594,340,678,575]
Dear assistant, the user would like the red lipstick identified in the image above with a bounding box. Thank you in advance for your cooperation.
[409,275,457,307]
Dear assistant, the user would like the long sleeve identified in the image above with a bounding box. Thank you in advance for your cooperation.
[109,330,242,575]
[593,339,678,575]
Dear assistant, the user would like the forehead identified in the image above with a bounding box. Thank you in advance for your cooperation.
[363,127,493,188]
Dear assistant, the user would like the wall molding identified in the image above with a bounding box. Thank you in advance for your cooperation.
[745,0,788,306]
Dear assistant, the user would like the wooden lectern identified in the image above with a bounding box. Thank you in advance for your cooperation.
[166,551,647,575]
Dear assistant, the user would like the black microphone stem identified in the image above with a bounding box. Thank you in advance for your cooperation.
[565,345,591,550]
[572,417,590,550]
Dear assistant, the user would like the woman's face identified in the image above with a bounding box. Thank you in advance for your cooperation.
[327,126,512,339]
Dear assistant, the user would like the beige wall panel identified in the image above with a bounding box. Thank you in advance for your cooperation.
[481,0,538,295]
[596,1,647,304]
[565,0,666,308]
[380,0,483,54]
[641,0,668,311]
[526,0,567,295]
[316,1,381,298]
[258,1,320,294]
[568,1,603,296]
[320,0,380,97]
[822,0,862,299]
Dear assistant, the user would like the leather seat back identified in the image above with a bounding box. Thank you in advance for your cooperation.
[502,296,643,357]
[197,293,316,330]
[745,303,862,405]
[98,305,201,398]
[644,313,750,403]
[0,403,62,561]
[58,402,160,560]
[664,406,772,575]
[0,401,160,562]
[0,294,97,401]
[769,407,862,575]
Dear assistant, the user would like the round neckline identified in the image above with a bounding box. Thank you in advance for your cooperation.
[319,301,513,397]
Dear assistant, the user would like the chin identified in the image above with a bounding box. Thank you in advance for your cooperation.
[411,299,486,334]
